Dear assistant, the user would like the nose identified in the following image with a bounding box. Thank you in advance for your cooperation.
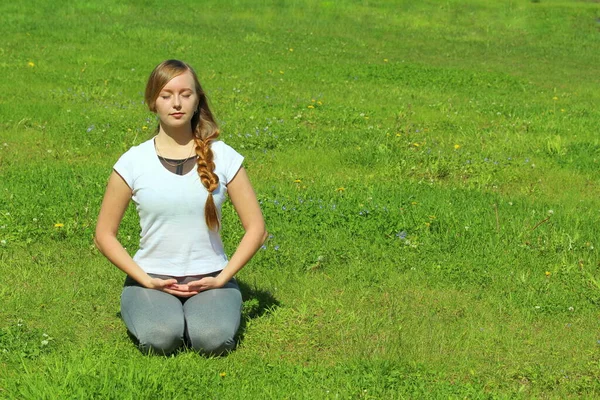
[173,95,182,110]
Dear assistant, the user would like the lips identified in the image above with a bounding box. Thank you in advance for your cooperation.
[170,113,185,118]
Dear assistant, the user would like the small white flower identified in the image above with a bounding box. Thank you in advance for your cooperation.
[568,306,574,311]
[42,333,49,338]
[0,240,6,245]
[41,340,49,346]
[548,210,554,215]
[508,202,513,206]
[534,306,541,309]
[33,218,38,222]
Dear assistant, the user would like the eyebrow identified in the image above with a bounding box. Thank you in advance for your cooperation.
[160,88,194,93]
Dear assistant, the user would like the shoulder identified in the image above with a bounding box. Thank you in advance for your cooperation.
[211,140,243,160]
[115,138,153,166]
[121,137,154,159]
[211,140,237,153]
[210,140,244,184]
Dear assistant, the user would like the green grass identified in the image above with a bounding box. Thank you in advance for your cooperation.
[2,0,600,398]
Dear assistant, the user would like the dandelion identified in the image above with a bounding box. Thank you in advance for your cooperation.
[411,201,418,205]
[454,144,461,150]
[219,372,227,378]
[289,48,294,52]
[396,133,401,137]
[336,187,345,192]
[317,101,323,105]
[142,126,148,130]
[545,271,551,277]
[307,105,314,109]
[560,109,565,112]
[279,70,284,74]
[294,179,302,183]
[54,223,64,228]
[28,61,35,67]
[413,143,420,147]
[383,59,389,62]
[552,96,558,101]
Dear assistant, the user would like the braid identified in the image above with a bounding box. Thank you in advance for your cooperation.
[194,112,220,231]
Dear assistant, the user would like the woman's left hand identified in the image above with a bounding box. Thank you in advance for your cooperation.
[187,276,227,292]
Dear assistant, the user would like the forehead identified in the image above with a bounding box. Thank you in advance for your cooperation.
[161,70,196,92]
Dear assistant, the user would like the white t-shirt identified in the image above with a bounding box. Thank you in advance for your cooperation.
[113,137,244,276]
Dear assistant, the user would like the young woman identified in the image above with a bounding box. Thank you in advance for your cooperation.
[95,59,267,356]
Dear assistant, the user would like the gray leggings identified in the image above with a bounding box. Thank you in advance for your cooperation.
[120,272,242,356]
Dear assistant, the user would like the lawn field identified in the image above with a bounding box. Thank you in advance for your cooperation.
[1,0,600,398]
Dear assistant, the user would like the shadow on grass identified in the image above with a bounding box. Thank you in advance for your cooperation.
[236,279,280,345]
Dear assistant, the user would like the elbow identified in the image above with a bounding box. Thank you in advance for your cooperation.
[94,230,111,253]
[93,234,102,252]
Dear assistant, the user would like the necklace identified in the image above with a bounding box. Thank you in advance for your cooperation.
[154,139,196,167]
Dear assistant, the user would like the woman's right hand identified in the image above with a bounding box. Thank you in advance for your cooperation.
[146,277,199,298]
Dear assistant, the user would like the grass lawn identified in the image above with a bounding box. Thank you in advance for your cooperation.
[1,0,600,398]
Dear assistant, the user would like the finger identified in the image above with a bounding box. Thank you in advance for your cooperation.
[170,284,191,291]
[154,278,178,288]
[163,288,198,297]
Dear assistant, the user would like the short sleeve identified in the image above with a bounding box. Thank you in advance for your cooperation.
[113,150,135,189]
[213,141,244,185]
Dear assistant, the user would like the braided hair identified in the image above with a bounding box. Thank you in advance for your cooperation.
[145,60,221,231]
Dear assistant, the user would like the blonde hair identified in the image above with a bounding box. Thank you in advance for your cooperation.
[145,59,221,231]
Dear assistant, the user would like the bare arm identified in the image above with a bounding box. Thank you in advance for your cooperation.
[95,171,195,296]
[189,167,267,291]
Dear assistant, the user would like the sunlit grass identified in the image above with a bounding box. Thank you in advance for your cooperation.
[1,0,600,398]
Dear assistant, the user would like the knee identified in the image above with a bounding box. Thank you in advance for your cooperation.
[136,326,183,356]
[188,327,236,356]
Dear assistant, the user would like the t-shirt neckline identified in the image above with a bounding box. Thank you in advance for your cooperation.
[151,137,198,178]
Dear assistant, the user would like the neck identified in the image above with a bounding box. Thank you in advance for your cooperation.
[156,124,195,147]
